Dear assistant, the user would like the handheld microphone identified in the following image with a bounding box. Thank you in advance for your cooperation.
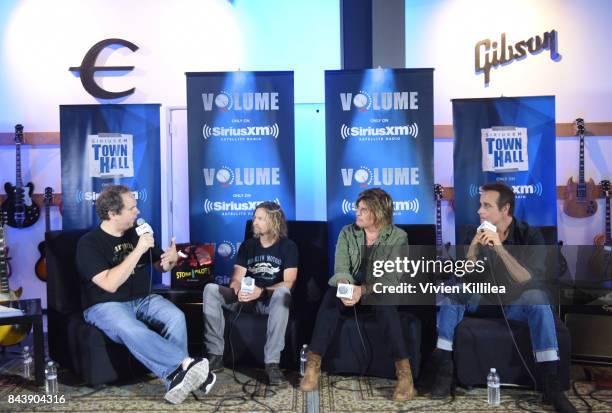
[240,276,255,294]
[136,218,154,236]
[477,220,497,233]
[336,283,354,299]
[477,220,497,247]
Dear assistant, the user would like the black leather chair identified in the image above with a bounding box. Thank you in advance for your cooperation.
[46,229,148,385]
[453,226,571,389]
[220,220,329,369]
[321,224,437,379]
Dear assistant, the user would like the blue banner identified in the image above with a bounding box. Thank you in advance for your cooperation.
[325,68,435,258]
[186,71,295,284]
[452,96,557,242]
[60,104,162,282]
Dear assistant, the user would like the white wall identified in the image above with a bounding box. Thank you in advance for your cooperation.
[0,0,340,307]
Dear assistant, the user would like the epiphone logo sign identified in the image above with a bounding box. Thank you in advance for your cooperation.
[475,30,560,86]
[69,38,138,99]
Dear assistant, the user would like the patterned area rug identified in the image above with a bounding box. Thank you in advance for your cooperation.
[0,359,610,412]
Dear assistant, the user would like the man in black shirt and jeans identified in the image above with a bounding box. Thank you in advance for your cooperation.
[429,182,576,413]
[77,185,215,404]
[203,202,298,385]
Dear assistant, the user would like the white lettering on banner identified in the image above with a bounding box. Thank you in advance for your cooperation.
[203,198,281,214]
[339,91,419,111]
[87,134,134,178]
[202,92,279,111]
[481,127,529,172]
[341,167,419,186]
[202,168,280,186]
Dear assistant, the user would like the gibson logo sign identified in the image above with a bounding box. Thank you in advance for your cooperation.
[475,30,560,85]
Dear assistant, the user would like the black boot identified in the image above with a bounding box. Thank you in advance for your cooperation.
[539,361,577,413]
[430,349,454,399]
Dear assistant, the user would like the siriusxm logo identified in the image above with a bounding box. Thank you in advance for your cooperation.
[341,198,420,215]
[75,189,148,203]
[339,91,419,111]
[468,183,543,198]
[203,123,279,139]
[202,167,280,187]
[202,91,279,112]
[203,198,281,215]
[340,123,418,139]
[215,240,241,260]
[341,167,420,187]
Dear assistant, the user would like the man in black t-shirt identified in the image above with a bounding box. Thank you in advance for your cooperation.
[76,185,215,404]
[203,202,298,385]
[428,183,576,413]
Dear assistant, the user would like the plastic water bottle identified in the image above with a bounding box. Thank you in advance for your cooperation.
[45,361,58,394]
[487,368,500,406]
[299,344,308,376]
[22,346,32,379]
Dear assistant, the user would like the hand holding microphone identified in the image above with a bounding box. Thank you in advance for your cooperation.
[477,220,501,247]
[135,218,155,254]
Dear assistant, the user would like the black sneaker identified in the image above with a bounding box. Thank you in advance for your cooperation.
[265,363,287,386]
[208,354,224,372]
[201,372,217,395]
[164,358,209,404]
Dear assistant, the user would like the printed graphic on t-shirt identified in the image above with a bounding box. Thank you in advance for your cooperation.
[113,242,135,273]
[246,255,281,283]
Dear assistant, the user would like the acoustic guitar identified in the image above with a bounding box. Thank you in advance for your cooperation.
[1,124,40,228]
[563,118,597,218]
[588,180,612,281]
[0,211,31,346]
[35,187,53,282]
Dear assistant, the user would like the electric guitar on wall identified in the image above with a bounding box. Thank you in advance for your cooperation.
[34,187,53,282]
[588,180,612,281]
[563,118,598,218]
[1,124,40,228]
[0,210,31,346]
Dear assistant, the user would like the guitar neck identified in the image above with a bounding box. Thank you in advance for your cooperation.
[436,199,442,248]
[578,133,585,184]
[606,195,611,245]
[0,236,9,295]
[15,142,23,188]
[45,205,51,232]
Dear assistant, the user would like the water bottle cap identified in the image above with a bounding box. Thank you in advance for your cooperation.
[302,344,307,348]
[47,361,54,366]
[490,368,496,373]
[24,346,29,351]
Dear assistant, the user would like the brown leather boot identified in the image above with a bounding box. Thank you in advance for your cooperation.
[393,358,416,401]
[299,352,322,391]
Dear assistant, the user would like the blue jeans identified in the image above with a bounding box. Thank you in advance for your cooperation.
[84,294,188,387]
[436,289,559,362]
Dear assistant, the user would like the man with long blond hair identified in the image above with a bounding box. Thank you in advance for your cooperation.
[202,202,298,385]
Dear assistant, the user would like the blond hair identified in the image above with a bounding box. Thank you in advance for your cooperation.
[253,201,288,239]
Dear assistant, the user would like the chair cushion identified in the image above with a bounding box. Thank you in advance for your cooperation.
[454,317,571,389]
[323,310,422,379]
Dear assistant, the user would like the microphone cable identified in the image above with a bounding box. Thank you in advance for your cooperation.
[205,295,277,413]
[484,246,538,389]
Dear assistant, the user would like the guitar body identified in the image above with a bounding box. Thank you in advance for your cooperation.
[0,287,30,346]
[588,245,612,282]
[588,180,611,281]
[0,210,31,347]
[563,176,597,218]
[1,181,40,228]
[35,242,47,281]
